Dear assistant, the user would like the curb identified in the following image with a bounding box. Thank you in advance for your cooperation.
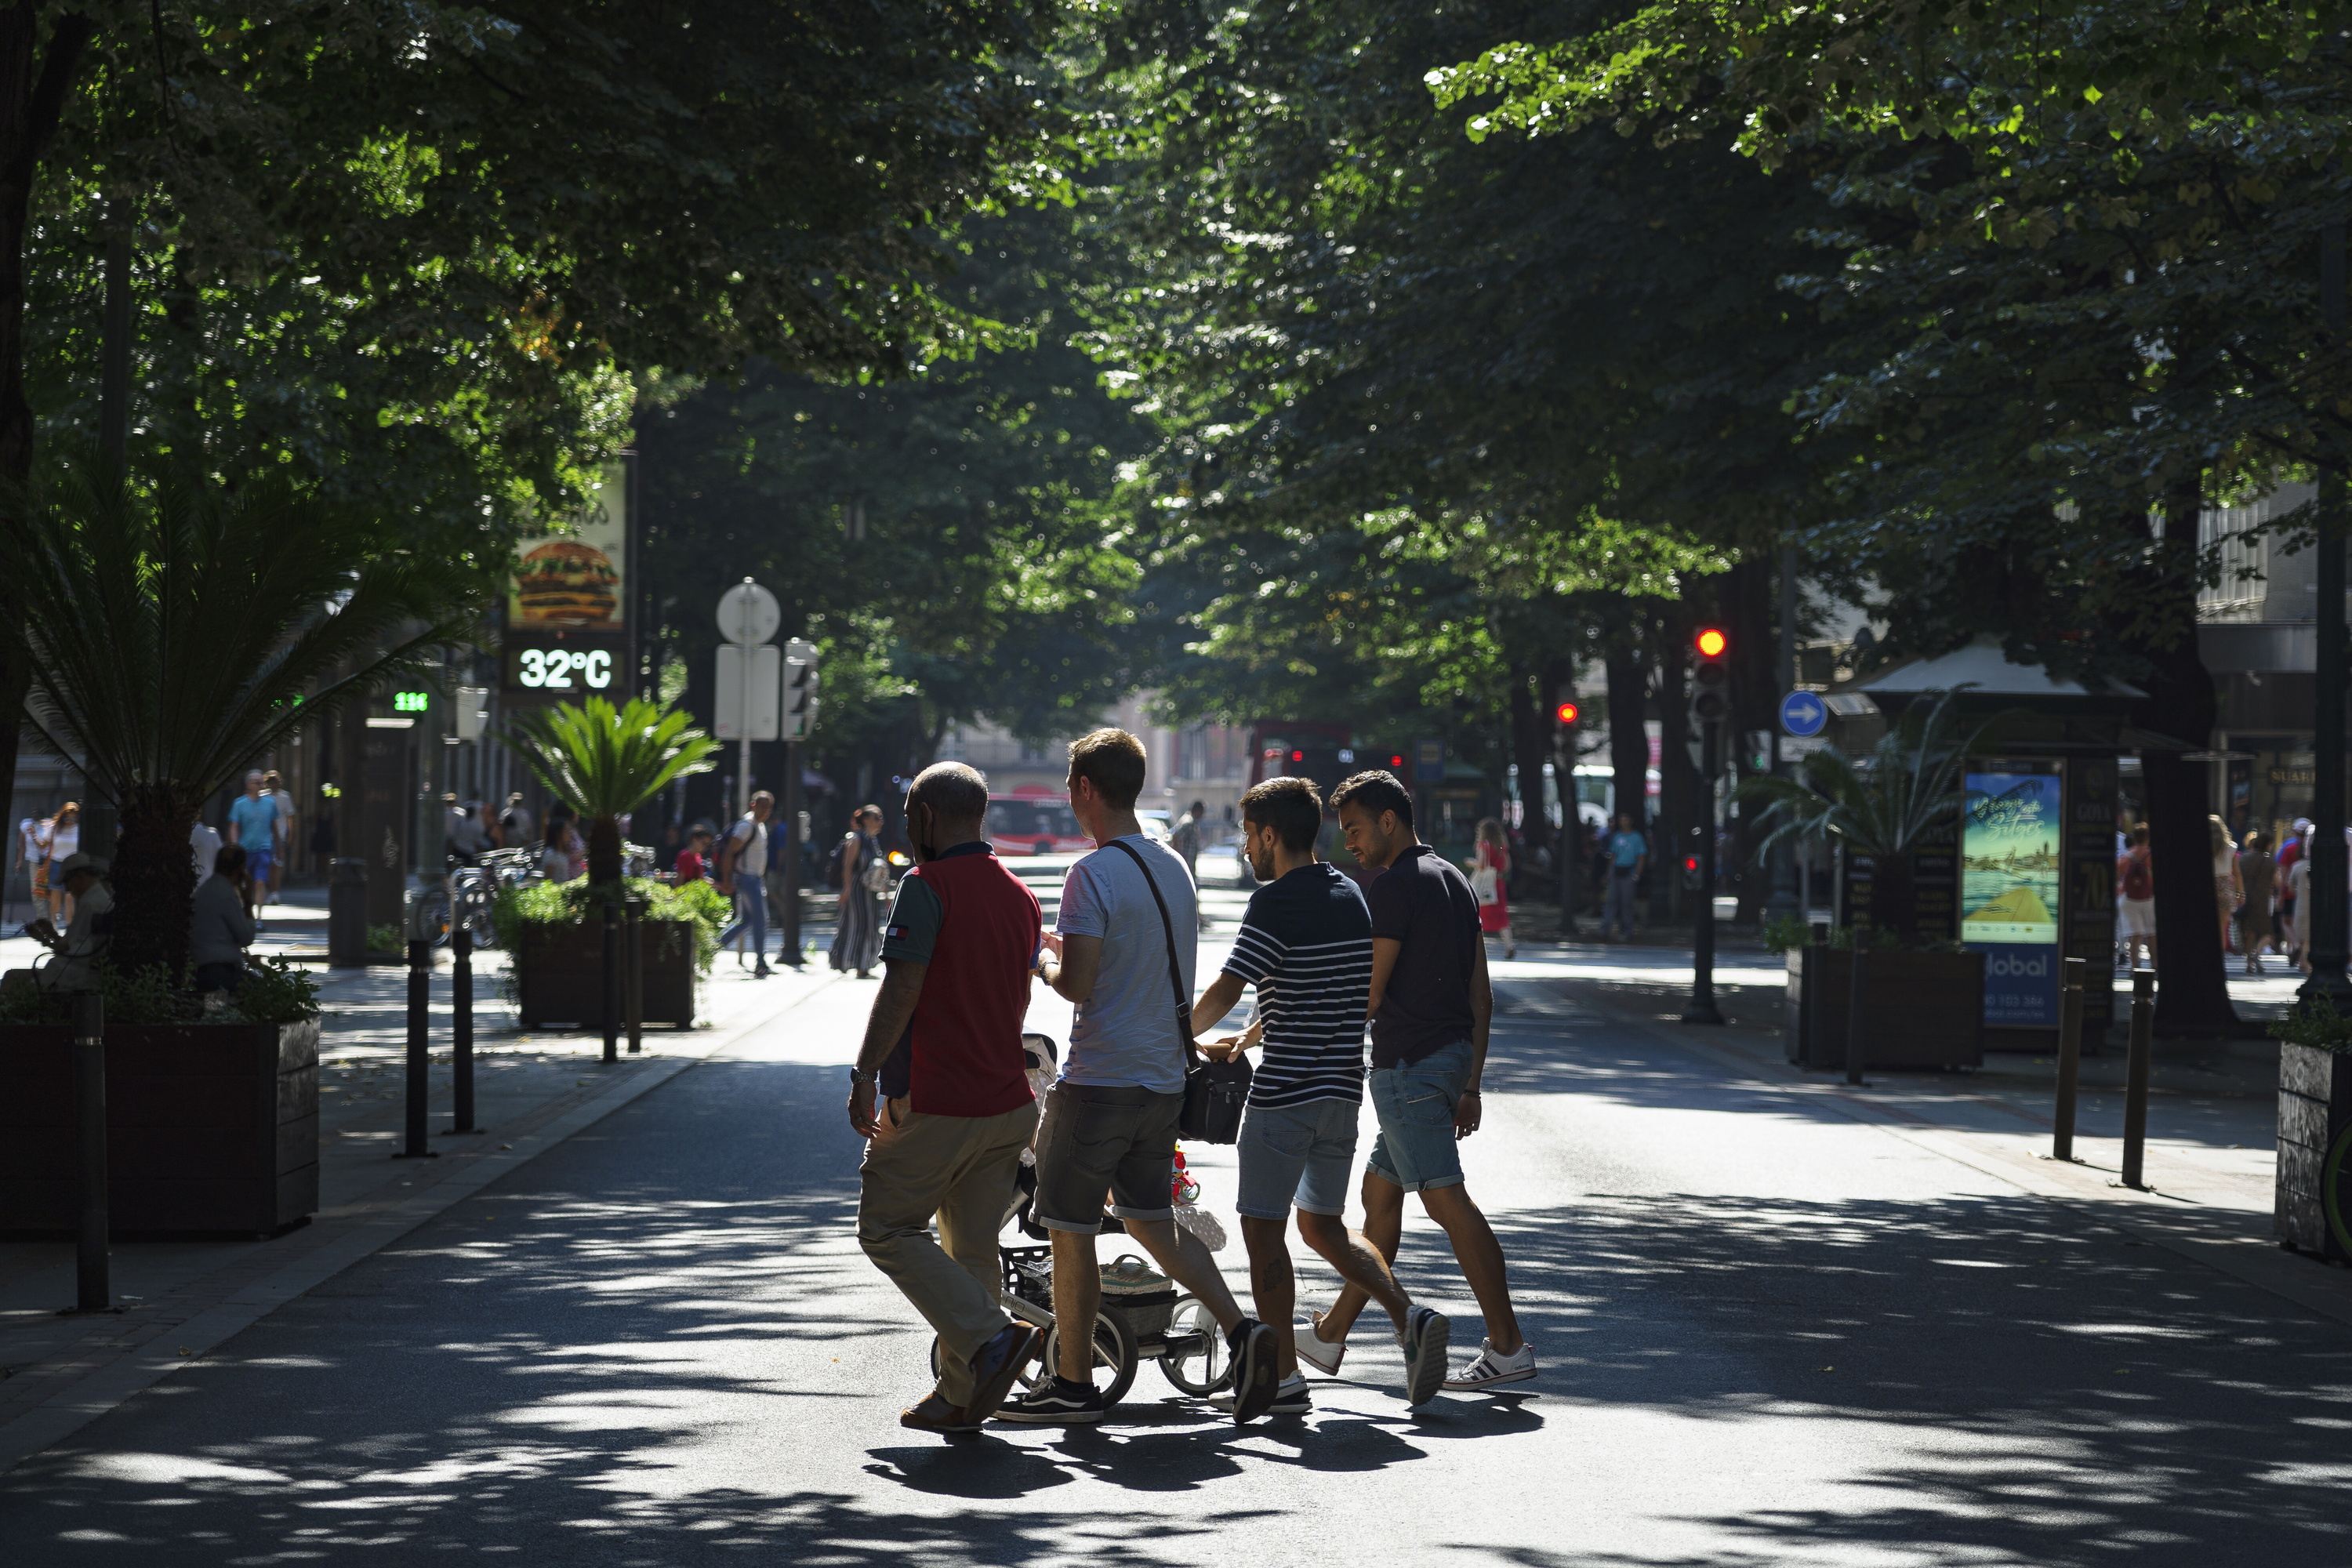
[0,973,844,1475]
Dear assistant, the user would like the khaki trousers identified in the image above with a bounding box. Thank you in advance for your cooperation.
[856,1098,1040,1406]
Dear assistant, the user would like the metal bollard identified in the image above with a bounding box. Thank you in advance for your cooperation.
[601,897,621,1065]
[395,936,437,1160]
[2120,966,2154,1189]
[2053,956,2085,1162]
[71,993,109,1312]
[1845,928,1870,1087]
[449,926,475,1134]
[624,894,645,1055]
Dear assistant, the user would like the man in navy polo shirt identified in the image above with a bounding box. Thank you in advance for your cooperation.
[848,761,1046,1435]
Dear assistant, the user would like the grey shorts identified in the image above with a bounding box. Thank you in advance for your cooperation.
[1234,1097,1359,1220]
[1031,1081,1185,1233]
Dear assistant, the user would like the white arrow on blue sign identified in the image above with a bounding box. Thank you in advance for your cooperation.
[1780,689,1829,738]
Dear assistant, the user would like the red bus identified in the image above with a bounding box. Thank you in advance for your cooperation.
[986,788,1089,856]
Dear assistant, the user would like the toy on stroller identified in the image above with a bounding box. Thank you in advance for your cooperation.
[928,1033,1234,1409]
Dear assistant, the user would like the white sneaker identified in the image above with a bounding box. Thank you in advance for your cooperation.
[1444,1338,1536,1390]
[1293,1314,1346,1377]
[1213,1374,1310,1414]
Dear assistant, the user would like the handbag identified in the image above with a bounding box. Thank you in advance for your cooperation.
[1105,838,1251,1144]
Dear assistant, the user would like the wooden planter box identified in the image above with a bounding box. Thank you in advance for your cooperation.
[2276,1042,2352,1261]
[514,919,698,1030]
[1784,947,1986,1071]
[0,1018,319,1239]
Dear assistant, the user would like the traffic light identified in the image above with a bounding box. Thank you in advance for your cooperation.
[782,637,820,739]
[1682,853,1704,891]
[1554,699,1580,726]
[1690,627,1731,726]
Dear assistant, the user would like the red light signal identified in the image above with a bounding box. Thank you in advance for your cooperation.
[1388,753,1405,768]
[1695,627,1728,658]
[1554,700,1580,726]
[1290,750,1304,762]
[1684,856,1698,871]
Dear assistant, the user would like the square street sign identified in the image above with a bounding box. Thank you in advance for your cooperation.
[1414,739,1444,783]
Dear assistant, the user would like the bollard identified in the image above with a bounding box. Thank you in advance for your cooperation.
[1806,921,1828,1063]
[2120,966,2154,1189]
[449,926,474,1134]
[1845,928,1870,1086]
[327,858,369,967]
[602,896,621,1065]
[2053,956,2085,1162]
[71,993,109,1312]
[395,936,437,1160]
[625,893,645,1055]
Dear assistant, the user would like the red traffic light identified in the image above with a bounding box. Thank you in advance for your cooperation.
[1695,626,1728,659]
[1290,750,1304,762]
[1684,856,1699,871]
[1388,753,1405,768]
[1554,700,1580,725]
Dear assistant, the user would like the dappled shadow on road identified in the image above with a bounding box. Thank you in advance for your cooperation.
[6,1045,2352,1564]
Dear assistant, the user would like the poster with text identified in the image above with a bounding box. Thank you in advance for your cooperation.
[1962,771,2063,1026]
[506,466,626,633]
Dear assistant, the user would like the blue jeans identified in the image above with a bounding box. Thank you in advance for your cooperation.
[1603,870,1639,938]
[1233,1097,1361,1220]
[1365,1040,1472,1193]
[720,879,768,963]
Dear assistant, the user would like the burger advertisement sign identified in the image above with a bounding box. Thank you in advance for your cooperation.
[507,474,626,636]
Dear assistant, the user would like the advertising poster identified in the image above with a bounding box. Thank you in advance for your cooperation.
[1962,771,2063,1026]
[506,466,627,634]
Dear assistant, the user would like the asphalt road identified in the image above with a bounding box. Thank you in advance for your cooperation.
[5,963,2350,1566]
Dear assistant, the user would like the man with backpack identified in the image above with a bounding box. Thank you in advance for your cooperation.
[1000,728,1277,1425]
[718,790,776,978]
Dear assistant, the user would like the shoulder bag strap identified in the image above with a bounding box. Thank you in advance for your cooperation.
[1105,837,1203,1068]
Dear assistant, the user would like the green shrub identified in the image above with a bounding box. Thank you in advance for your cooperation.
[367,923,402,953]
[0,955,322,1026]
[2272,993,2352,1054]
[492,876,730,974]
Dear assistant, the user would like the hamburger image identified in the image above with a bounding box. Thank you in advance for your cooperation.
[514,539,620,626]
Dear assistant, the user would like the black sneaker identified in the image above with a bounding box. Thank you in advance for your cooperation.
[1226,1317,1279,1424]
[994,1377,1105,1425]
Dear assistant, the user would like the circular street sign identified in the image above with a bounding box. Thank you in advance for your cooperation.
[1780,689,1829,739]
[717,579,781,645]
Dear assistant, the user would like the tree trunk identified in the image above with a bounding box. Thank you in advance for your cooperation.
[2122,493,2238,1034]
[111,780,202,978]
[1605,641,1649,833]
[586,815,625,886]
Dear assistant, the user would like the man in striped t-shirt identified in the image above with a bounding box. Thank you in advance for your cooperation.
[1189,776,1451,1413]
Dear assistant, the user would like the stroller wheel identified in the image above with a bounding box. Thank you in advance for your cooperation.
[1029,1308,1139,1408]
[1157,1294,1233,1396]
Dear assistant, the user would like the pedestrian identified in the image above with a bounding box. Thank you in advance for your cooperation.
[2117,823,2155,969]
[718,791,777,977]
[1602,811,1646,942]
[2279,818,2311,965]
[263,769,296,900]
[191,817,222,883]
[1470,816,1516,960]
[191,843,256,997]
[227,772,278,922]
[1316,769,1536,1391]
[2240,829,2276,975]
[673,825,717,884]
[832,804,887,978]
[2211,815,2242,956]
[13,815,39,926]
[499,792,535,849]
[24,852,112,990]
[1187,775,1450,1415]
[846,762,1051,1434]
[540,815,583,882]
[1171,798,1210,930]
[447,794,492,866]
[2292,848,2314,974]
[1004,728,1275,1425]
[39,802,77,925]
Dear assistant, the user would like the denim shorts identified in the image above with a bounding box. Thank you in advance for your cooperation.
[1234,1097,1360,1220]
[1031,1081,1185,1233]
[1365,1039,1472,1193]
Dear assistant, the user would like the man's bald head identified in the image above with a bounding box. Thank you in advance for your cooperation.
[906,762,989,847]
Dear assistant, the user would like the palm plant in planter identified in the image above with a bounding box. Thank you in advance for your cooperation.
[1736,688,2009,938]
[0,463,488,978]
[499,696,718,885]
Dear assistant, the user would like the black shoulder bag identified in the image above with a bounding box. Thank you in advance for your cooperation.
[1105,838,1250,1143]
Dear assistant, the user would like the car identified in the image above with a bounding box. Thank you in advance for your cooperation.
[986,793,1090,856]
[1196,836,1257,889]
[1134,809,1173,841]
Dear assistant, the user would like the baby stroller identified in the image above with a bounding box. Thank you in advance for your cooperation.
[929,1033,1235,1409]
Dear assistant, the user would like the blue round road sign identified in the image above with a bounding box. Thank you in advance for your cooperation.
[1780,690,1829,738]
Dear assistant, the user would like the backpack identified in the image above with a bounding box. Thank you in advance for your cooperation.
[2122,848,2153,902]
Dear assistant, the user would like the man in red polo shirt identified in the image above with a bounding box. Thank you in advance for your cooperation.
[848,761,1045,1435]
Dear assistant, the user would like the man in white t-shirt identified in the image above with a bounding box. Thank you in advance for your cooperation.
[718,790,775,978]
[1002,728,1273,1428]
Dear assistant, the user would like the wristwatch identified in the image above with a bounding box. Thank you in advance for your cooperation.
[849,1067,877,1087]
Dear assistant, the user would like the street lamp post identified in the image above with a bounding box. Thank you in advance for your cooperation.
[2305,217,2352,1011]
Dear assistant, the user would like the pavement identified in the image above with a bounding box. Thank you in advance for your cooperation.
[0,883,2348,1563]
